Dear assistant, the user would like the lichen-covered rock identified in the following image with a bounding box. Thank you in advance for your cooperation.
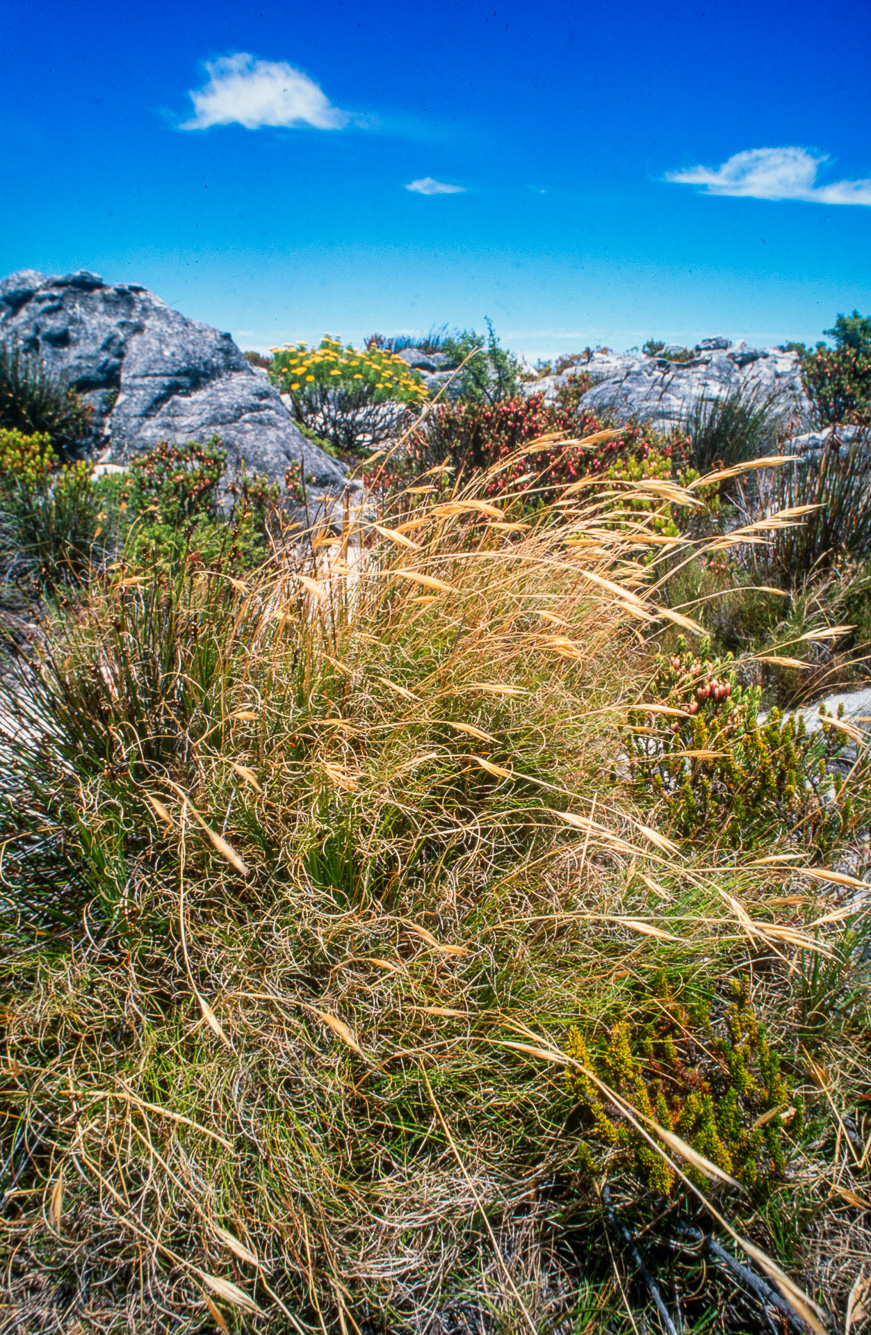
[526,339,812,431]
[0,270,348,495]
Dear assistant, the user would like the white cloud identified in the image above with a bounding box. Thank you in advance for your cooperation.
[181,53,348,131]
[405,177,466,195]
[665,146,871,206]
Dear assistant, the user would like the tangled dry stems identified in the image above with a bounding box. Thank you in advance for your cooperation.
[0,451,869,1332]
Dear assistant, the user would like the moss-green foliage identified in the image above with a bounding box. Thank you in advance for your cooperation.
[628,637,859,852]
[567,975,799,1197]
[802,310,871,427]
[271,334,427,453]
[0,339,93,454]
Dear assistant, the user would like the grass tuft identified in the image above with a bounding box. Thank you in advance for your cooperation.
[0,453,869,1331]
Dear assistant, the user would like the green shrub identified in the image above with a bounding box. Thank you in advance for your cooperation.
[642,340,695,363]
[802,310,871,426]
[567,975,798,1196]
[120,437,278,569]
[439,319,522,403]
[628,637,860,852]
[0,427,104,586]
[271,335,426,453]
[0,339,93,454]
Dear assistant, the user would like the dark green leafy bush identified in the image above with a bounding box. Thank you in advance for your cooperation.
[0,339,93,454]
[439,319,522,403]
[802,310,871,426]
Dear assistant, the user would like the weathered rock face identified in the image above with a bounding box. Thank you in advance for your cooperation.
[527,339,813,431]
[0,270,348,494]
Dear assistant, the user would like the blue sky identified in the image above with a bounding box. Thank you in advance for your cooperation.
[2,0,870,360]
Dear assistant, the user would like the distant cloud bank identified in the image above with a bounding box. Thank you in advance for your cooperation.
[181,53,348,131]
[666,146,871,206]
[404,177,465,195]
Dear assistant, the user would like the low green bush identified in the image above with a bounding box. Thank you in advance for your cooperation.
[642,339,695,363]
[0,426,104,586]
[628,637,862,852]
[568,973,800,1196]
[119,437,279,569]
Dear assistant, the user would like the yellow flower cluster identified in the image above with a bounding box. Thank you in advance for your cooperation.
[271,335,427,406]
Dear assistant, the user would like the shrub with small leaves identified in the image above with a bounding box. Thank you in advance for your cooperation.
[802,310,871,427]
[627,636,859,852]
[0,428,103,586]
[0,427,56,494]
[567,974,801,1197]
[271,335,427,453]
[121,437,278,569]
[438,320,522,404]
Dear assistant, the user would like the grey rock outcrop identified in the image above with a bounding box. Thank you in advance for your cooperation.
[396,347,449,374]
[526,339,812,432]
[782,423,867,463]
[0,269,348,495]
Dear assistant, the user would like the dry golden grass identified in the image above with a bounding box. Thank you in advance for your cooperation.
[0,452,869,1332]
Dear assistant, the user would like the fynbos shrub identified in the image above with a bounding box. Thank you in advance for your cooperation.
[271,335,426,453]
[628,637,858,852]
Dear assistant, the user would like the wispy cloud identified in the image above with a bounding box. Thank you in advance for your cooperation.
[405,177,466,195]
[181,53,348,131]
[665,147,871,206]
